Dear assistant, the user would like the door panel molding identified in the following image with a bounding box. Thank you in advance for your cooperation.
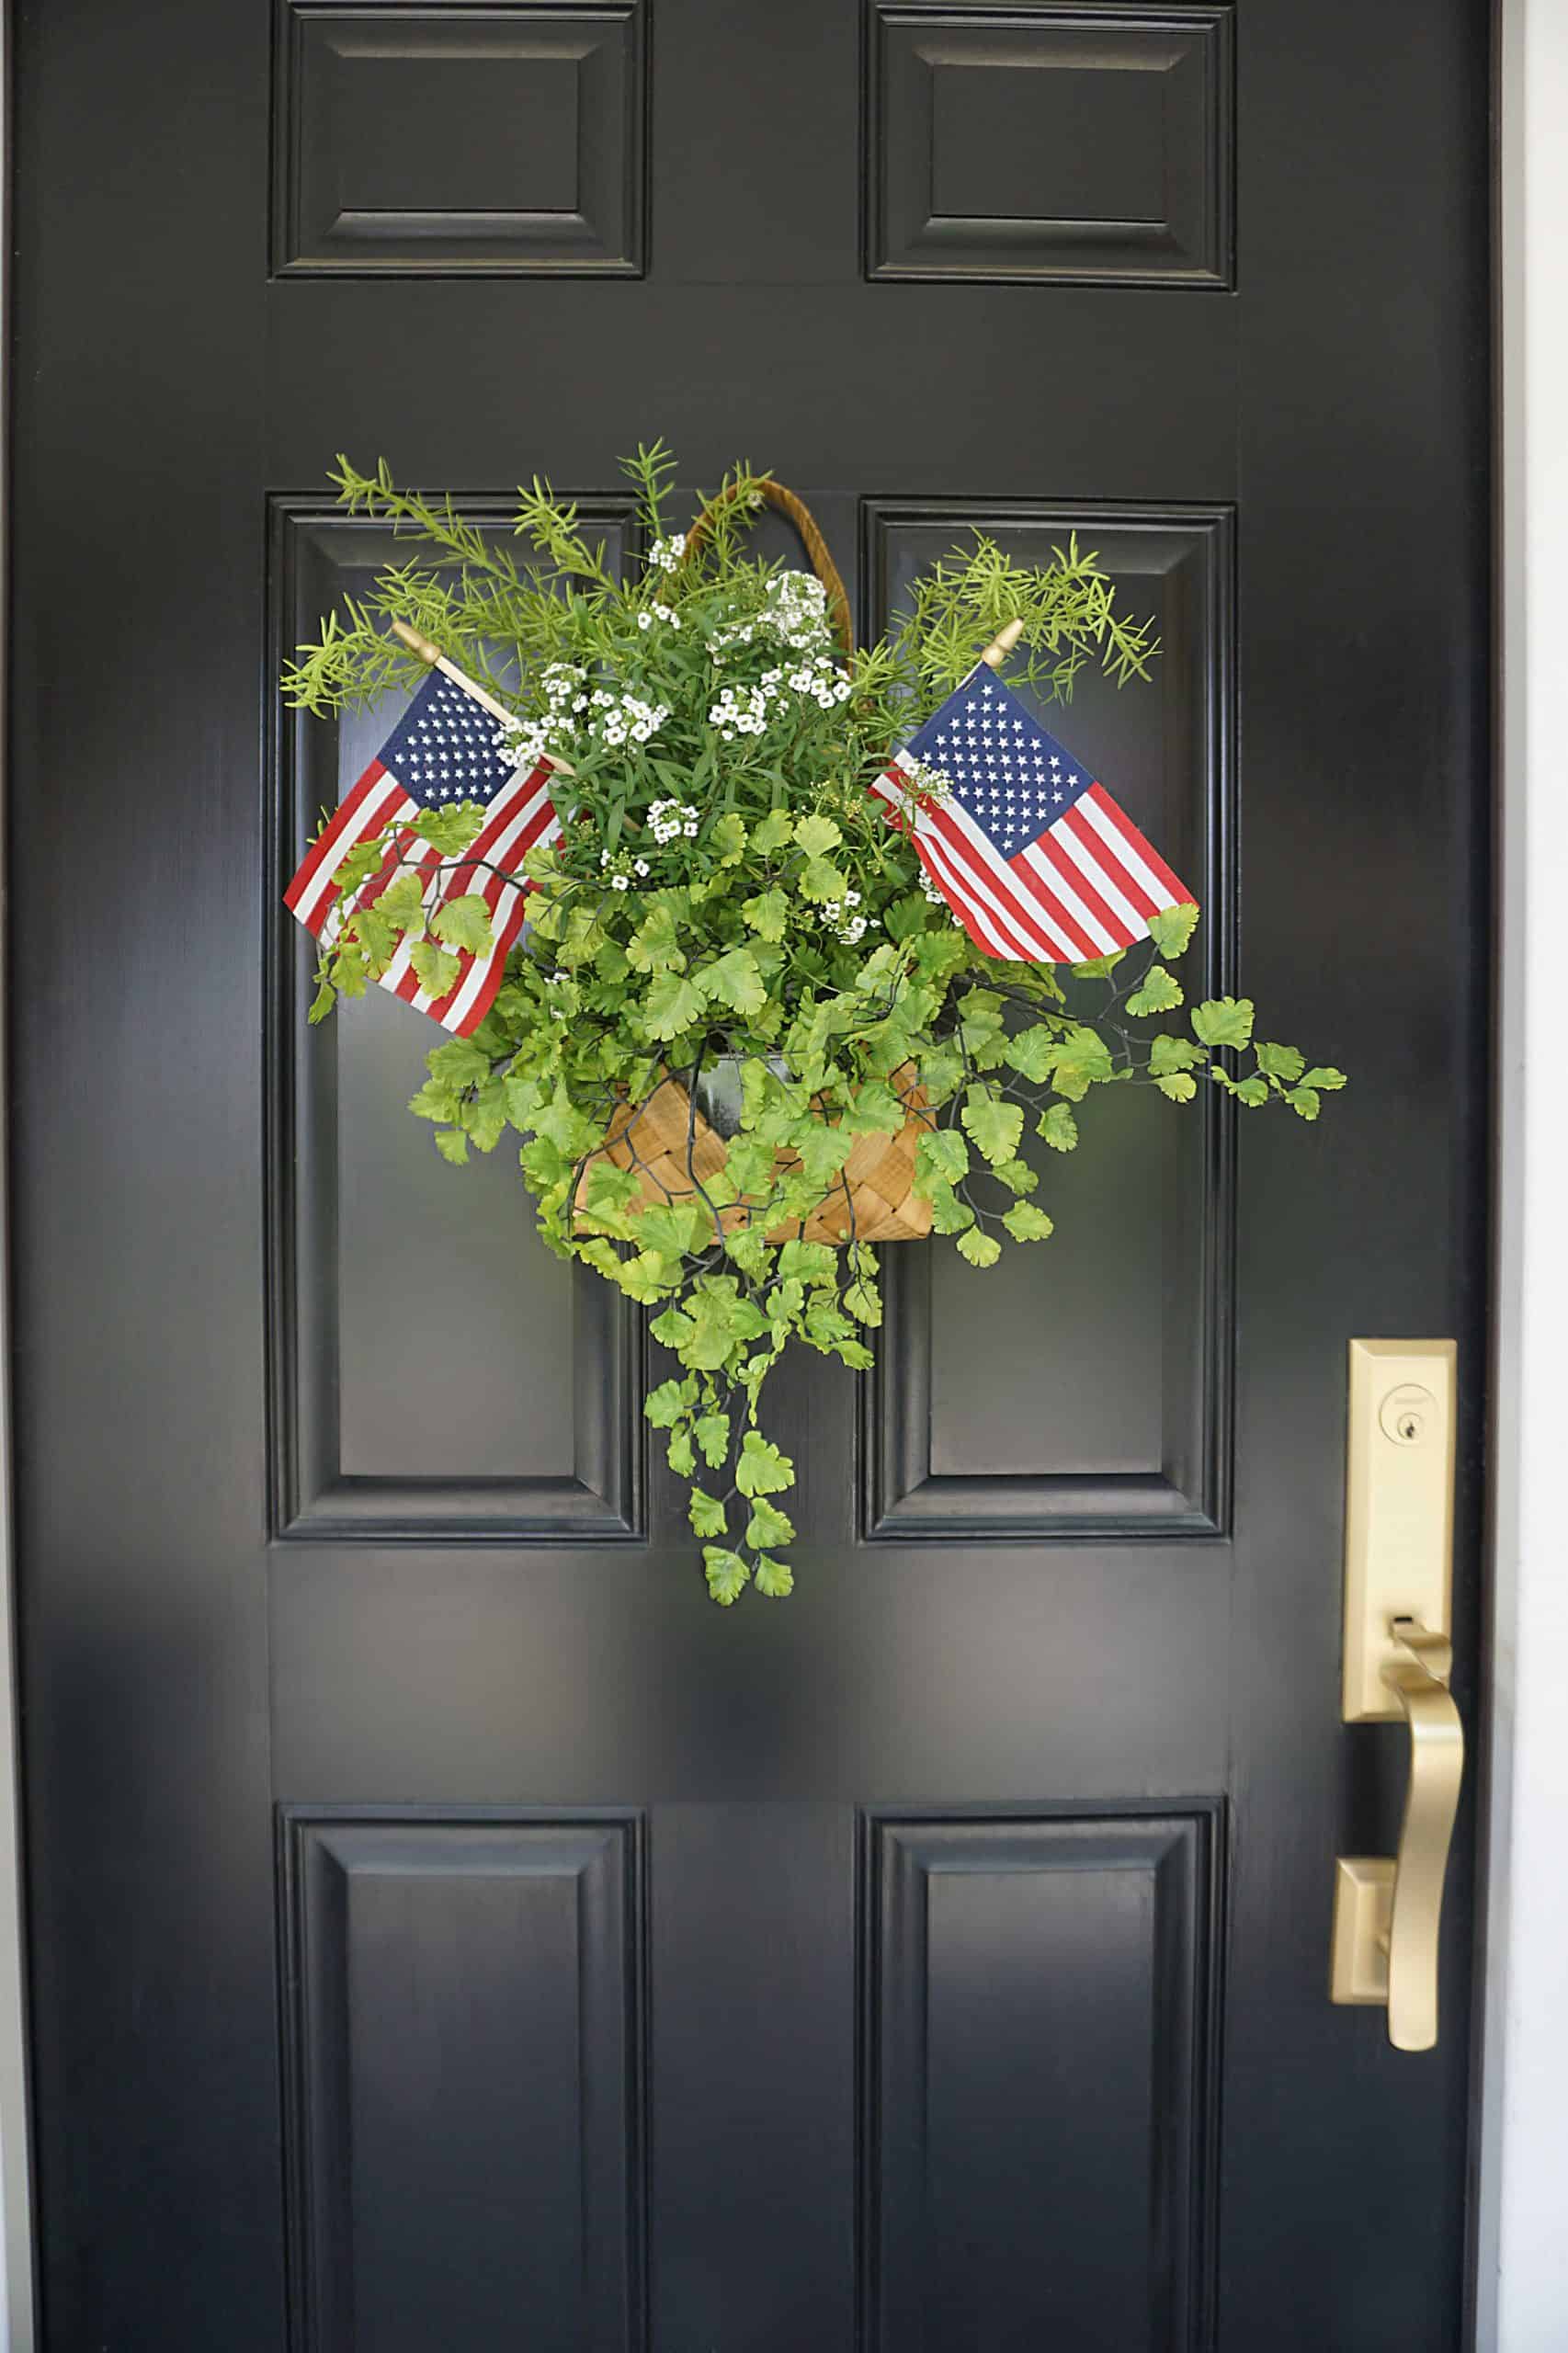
[271,0,649,278]
[865,3,1235,289]
[266,496,648,1542]
[858,1802,1223,2349]
[859,501,1235,1542]
[278,1805,649,2352]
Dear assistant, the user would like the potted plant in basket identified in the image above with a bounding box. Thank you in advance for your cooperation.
[285,443,1343,1604]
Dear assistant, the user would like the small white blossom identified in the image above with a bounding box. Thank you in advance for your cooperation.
[902,755,954,805]
[709,681,770,737]
[646,797,701,846]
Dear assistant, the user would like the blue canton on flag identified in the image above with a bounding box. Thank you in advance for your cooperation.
[871,668,1192,964]
[374,669,520,806]
[919,677,1095,854]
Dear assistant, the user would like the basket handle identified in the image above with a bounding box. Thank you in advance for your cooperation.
[678,477,855,657]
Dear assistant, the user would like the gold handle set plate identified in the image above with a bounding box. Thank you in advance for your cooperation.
[1330,1340,1463,2052]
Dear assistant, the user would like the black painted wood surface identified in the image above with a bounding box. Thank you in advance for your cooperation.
[8,1,1491,2347]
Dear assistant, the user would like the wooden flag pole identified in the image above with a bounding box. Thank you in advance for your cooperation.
[979,617,1025,670]
[391,619,574,774]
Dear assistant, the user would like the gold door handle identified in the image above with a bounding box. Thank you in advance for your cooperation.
[1332,1340,1463,2051]
[1332,1618,1464,2050]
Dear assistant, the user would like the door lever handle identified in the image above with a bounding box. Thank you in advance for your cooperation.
[1332,1619,1464,2050]
[1331,1340,1462,2051]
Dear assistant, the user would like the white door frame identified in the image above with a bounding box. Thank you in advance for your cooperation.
[1475,3,1568,2345]
[0,7,1557,2350]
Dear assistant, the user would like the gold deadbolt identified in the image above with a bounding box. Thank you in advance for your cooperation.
[1378,1382,1437,1447]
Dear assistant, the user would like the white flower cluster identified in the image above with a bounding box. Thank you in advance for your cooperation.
[767,569,832,642]
[496,660,586,769]
[709,681,769,740]
[542,659,587,711]
[815,889,876,947]
[709,656,851,743]
[585,687,670,749]
[598,847,653,892]
[499,661,673,764]
[708,569,835,659]
[647,532,687,573]
[784,658,852,711]
[919,871,948,906]
[635,603,681,631]
[647,799,700,844]
[900,754,952,804]
[497,715,551,767]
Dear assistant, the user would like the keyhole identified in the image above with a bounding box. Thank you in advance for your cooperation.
[1379,1382,1437,1445]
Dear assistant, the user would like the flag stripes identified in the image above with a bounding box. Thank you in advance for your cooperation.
[284,760,415,935]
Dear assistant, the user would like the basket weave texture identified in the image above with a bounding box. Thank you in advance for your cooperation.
[574,1063,935,1245]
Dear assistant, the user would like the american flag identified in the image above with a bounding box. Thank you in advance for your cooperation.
[871,667,1192,963]
[284,666,560,1037]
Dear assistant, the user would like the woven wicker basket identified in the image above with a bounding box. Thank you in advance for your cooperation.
[575,1063,935,1245]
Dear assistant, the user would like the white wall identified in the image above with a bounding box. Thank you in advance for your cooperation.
[1480,3,1568,2346]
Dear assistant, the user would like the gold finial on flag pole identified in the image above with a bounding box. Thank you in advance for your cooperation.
[391,618,574,773]
[390,617,445,667]
[392,618,515,723]
[979,617,1025,671]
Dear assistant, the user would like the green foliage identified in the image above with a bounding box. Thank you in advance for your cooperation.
[703,1547,752,1606]
[1146,901,1201,959]
[1192,996,1255,1049]
[1125,965,1182,1017]
[290,445,1343,1605]
[960,1087,1025,1167]
[431,894,494,955]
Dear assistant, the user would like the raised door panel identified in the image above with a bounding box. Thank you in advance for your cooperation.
[280,1811,647,2351]
[867,5,1234,287]
[861,502,1234,1540]
[273,2,647,275]
[267,499,645,1538]
[861,1809,1220,2349]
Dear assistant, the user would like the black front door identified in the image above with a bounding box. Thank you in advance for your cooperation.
[10,1,1491,2346]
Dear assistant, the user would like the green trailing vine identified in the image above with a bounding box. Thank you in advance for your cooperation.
[290,443,1344,1605]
